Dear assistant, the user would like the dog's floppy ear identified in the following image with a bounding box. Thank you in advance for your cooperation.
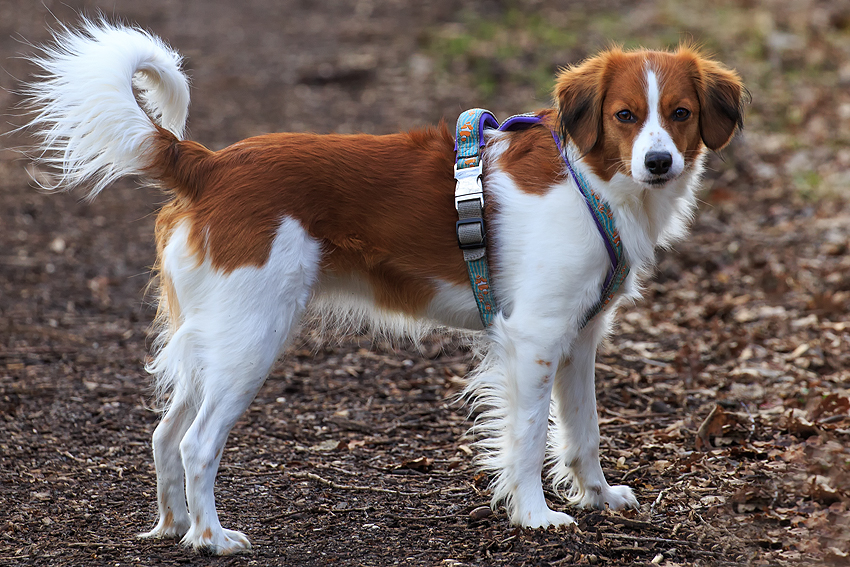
[693,57,748,151]
[553,56,607,155]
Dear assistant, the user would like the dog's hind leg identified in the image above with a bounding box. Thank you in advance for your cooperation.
[139,387,198,540]
[548,319,638,511]
[159,218,319,554]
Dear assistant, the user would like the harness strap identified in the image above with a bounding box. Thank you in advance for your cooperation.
[454,109,500,326]
[550,133,631,328]
[453,109,629,329]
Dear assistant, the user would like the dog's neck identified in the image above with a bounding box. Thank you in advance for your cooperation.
[570,145,706,277]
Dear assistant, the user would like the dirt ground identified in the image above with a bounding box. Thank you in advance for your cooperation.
[1,1,849,565]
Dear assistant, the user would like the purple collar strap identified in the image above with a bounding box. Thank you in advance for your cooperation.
[549,132,630,328]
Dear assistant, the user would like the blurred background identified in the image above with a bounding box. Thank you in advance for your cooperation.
[2,0,848,192]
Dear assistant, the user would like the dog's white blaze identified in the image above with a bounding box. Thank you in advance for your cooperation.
[631,69,685,183]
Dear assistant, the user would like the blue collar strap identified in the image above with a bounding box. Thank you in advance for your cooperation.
[453,108,629,329]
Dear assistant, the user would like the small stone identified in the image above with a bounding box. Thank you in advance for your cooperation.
[49,237,66,253]
[469,505,492,520]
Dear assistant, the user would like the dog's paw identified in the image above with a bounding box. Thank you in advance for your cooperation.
[605,484,639,510]
[578,483,638,511]
[138,512,191,540]
[182,526,252,555]
[517,508,576,529]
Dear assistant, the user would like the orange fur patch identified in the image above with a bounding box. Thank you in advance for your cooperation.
[497,112,564,196]
[148,124,470,317]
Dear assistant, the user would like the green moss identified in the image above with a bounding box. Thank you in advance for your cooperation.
[794,170,824,202]
[426,8,581,102]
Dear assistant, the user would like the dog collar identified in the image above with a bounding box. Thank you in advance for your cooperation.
[550,133,630,328]
[453,109,629,329]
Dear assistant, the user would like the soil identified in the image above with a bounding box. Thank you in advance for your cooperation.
[1,1,848,566]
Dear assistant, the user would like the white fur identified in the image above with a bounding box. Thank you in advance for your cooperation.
[24,20,712,552]
[142,218,320,553]
[631,69,686,185]
[307,275,482,343]
[22,19,189,199]
[425,280,484,330]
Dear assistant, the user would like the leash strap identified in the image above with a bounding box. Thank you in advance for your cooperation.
[454,110,628,329]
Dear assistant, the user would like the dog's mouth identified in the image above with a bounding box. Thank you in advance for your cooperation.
[638,169,685,188]
[645,176,672,187]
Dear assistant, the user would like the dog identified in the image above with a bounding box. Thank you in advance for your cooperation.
[23,19,745,554]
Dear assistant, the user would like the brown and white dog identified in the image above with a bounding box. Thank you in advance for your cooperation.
[24,20,745,554]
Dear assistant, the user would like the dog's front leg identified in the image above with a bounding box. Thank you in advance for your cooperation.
[549,319,638,511]
[478,320,575,529]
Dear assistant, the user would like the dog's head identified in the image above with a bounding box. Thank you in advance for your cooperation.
[554,45,746,189]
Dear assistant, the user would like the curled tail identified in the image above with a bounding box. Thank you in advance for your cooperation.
[24,19,197,199]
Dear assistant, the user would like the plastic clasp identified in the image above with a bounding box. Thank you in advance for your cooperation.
[454,163,484,211]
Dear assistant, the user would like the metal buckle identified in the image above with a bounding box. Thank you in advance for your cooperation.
[454,163,483,211]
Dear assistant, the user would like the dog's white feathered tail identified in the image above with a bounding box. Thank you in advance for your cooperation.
[24,19,190,199]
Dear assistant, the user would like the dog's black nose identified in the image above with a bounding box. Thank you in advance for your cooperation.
[644,151,672,175]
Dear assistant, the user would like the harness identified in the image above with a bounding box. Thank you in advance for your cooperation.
[453,108,630,329]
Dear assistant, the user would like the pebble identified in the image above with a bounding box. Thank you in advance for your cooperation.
[469,505,492,520]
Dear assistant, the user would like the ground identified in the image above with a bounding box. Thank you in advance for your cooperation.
[1,1,849,565]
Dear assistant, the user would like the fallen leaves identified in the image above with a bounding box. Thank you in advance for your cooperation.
[695,405,727,450]
[809,393,850,422]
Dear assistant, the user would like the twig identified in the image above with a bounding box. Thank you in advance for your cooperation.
[621,464,649,480]
[59,450,86,463]
[601,534,722,557]
[419,485,470,497]
[650,488,669,515]
[289,471,407,495]
[603,515,656,530]
[600,533,698,547]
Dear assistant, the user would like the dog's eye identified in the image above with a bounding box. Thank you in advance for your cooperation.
[673,108,691,121]
[615,110,636,123]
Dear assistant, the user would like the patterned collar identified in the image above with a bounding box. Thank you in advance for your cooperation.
[550,132,630,328]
